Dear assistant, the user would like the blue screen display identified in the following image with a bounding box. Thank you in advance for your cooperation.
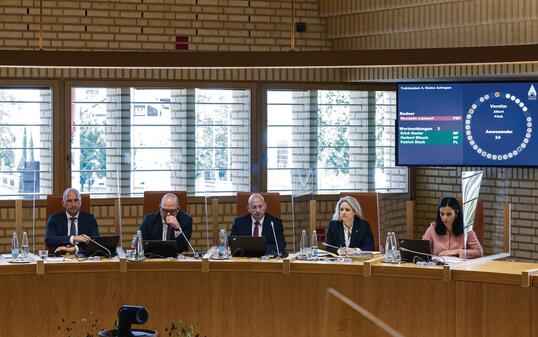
[397,82,536,167]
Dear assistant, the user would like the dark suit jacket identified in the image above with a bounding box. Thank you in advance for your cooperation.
[45,211,100,252]
[139,211,193,254]
[325,216,374,254]
[229,213,287,256]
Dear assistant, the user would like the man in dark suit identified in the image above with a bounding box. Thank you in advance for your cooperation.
[230,193,287,256]
[45,187,99,254]
[139,193,193,254]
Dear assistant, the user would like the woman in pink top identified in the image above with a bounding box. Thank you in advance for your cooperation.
[422,197,483,259]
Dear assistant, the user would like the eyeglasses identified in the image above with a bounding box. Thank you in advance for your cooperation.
[161,208,178,215]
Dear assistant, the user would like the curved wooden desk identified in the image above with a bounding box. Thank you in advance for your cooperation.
[0,255,537,337]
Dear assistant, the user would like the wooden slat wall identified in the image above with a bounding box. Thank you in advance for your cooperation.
[0,66,344,83]
[321,0,538,50]
[321,0,538,81]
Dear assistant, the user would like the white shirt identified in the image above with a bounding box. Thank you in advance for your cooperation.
[343,224,353,248]
[65,211,80,252]
[66,211,79,245]
[251,216,264,237]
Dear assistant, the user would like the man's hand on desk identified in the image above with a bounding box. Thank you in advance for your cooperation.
[73,235,90,244]
[54,246,76,254]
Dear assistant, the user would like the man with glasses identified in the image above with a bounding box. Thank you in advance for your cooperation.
[45,187,99,254]
[230,193,287,256]
[139,193,193,254]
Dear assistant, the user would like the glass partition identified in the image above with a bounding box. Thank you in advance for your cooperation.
[290,168,314,253]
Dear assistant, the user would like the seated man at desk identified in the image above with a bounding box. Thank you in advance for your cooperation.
[139,193,193,254]
[230,193,287,256]
[45,187,99,254]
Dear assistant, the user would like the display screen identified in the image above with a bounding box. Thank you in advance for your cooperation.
[397,82,536,166]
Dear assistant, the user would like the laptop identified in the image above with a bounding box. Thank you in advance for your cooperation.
[85,235,120,257]
[229,236,267,257]
[399,239,432,263]
[144,240,178,258]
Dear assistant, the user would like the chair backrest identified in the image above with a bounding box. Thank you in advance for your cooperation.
[236,192,281,218]
[339,192,381,251]
[46,194,91,219]
[143,191,188,215]
[457,197,484,243]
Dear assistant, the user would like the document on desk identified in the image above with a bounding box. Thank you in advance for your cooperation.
[434,256,465,265]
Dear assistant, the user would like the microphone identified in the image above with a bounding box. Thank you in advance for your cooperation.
[176,226,199,259]
[270,221,281,257]
[82,234,112,258]
[322,242,342,250]
[399,247,447,265]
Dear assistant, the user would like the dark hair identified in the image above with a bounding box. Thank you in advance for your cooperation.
[435,197,464,236]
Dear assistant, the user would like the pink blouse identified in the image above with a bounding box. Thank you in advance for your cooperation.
[422,223,484,259]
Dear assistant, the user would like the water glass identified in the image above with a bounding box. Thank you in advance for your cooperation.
[38,249,48,260]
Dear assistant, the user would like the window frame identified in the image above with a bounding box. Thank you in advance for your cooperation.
[261,82,403,194]
[63,80,257,196]
[0,79,61,199]
[0,79,408,198]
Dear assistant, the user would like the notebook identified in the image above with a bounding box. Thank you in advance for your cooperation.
[85,235,119,257]
[229,236,267,257]
[144,240,178,258]
[399,239,432,263]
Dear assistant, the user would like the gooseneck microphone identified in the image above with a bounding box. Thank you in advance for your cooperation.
[270,221,281,257]
[322,242,342,250]
[177,226,199,258]
[82,234,112,258]
[399,247,447,265]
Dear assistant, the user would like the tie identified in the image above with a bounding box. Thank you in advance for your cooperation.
[69,217,76,236]
[253,221,260,237]
[167,225,173,240]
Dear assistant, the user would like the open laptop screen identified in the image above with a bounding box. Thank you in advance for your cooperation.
[85,235,119,257]
[399,239,432,263]
[144,240,177,258]
[229,236,267,257]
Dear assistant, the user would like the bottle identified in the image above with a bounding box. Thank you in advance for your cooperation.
[218,229,228,259]
[130,235,138,258]
[384,232,394,263]
[11,232,19,259]
[21,232,29,260]
[299,230,308,255]
[391,232,401,264]
[136,230,144,259]
[310,230,318,258]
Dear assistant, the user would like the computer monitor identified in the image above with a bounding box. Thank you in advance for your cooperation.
[143,240,178,258]
[85,235,119,257]
[229,236,267,257]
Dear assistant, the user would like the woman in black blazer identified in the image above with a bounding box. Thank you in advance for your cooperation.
[325,196,374,255]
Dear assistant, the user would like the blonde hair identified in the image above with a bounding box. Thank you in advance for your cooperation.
[331,196,363,221]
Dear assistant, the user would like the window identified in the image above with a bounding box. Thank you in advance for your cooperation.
[71,87,250,197]
[0,88,53,199]
[267,89,406,194]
